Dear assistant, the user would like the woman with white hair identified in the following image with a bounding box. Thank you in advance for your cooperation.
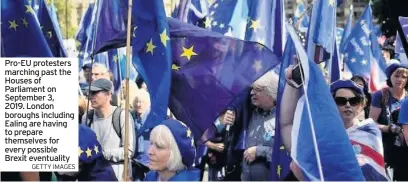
[144,119,200,181]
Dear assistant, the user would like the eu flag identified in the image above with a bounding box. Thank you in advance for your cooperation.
[168,17,280,139]
[132,0,172,132]
[340,5,386,80]
[92,0,128,55]
[1,0,53,57]
[244,0,283,56]
[107,49,122,93]
[270,32,294,181]
[76,3,94,69]
[37,0,67,57]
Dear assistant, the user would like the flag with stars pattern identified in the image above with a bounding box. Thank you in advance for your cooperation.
[107,49,122,93]
[131,0,172,134]
[340,5,386,90]
[36,0,67,57]
[270,34,295,181]
[1,0,53,57]
[167,17,280,140]
[92,0,129,55]
[207,0,284,57]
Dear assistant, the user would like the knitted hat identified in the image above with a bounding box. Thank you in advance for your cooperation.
[161,119,196,167]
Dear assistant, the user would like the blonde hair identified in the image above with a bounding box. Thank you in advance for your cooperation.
[253,71,279,101]
[150,125,185,172]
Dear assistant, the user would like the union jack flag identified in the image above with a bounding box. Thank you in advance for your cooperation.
[347,119,389,181]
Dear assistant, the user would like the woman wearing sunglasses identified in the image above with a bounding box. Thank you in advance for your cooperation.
[281,65,387,180]
[330,80,368,128]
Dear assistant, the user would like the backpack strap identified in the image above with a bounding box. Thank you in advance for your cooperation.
[381,87,391,124]
[112,107,123,147]
[87,110,95,127]
[381,87,390,108]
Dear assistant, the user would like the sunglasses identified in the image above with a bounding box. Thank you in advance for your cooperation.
[334,97,361,106]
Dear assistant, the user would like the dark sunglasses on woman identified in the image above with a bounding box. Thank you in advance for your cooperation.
[334,97,361,106]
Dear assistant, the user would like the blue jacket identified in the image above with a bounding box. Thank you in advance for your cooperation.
[144,168,200,181]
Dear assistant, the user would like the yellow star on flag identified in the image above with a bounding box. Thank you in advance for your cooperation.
[25,5,35,14]
[180,45,198,61]
[172,64,180,71]
[113,55,119,62]
[253,60,262,72]
[280,145,285,150]
[277,164,282,177]
[78,147,84,157]
[329,0,335,7]
[94,145,99,154]
[204,18,212,28]
[85,147,92,158]
[9,20,18,31]
[187,129,192,138]
[145,38,156,55]
[160,29,170,47]
[249,19,261,32]
[21,18,28,27]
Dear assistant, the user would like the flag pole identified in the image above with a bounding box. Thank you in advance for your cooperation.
[123,0,133,180]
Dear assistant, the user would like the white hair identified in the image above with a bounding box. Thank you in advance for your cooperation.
[133,89,150,106]
[253,71,279,101]
[150,125,185,172]
[92,63,109,73]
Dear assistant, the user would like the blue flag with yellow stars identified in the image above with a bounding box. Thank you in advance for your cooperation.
[77,125,117,181]
[270,34,294,181]
[78,125,103,163]
[36,0,67,57]
[107,49,122,93]
[92,0,128,55]
[132,0,172,134]
[168,17,280,139]
[1,0,53,57]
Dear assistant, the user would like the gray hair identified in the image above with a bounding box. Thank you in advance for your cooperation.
[92,63,109,73]
[253,71,279,101]
[150,125,185,172]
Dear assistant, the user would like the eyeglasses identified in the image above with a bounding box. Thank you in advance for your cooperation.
[334,97,361,106]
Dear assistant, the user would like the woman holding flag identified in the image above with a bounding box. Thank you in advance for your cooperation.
[282,66,388,180]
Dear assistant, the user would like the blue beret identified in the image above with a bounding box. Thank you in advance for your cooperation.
[386,63,408,79]
[330,80,364,95]
[161,119,196,167]
[78,125,103,163]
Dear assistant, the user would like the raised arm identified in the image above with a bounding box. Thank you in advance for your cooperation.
[279,66,301,153]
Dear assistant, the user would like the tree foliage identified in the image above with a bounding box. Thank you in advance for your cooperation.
[45,0,77,39]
